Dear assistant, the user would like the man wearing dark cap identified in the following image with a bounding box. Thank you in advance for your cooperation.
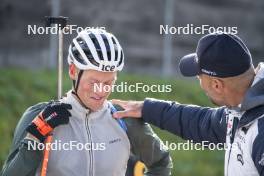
[112,33,264,176]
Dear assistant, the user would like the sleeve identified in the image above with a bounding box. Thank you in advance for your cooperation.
[252,118,264,176]
[125,118,173,176]
[142,98,227,144]
[1,103,47,176]
[1,139,43,176]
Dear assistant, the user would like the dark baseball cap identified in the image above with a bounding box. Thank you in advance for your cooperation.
[179,33,253,78]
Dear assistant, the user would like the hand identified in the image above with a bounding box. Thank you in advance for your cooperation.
[111,99,144,118]
[26,101,72,142]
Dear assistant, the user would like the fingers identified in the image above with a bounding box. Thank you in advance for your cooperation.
[58,104,72,117]
[61,103,72,110]
[111,99,143,118]
[113,110,140,119]
[111,99,129,108]
[49,99,72,109]
[63,109,72,117]
[112,111,127,118]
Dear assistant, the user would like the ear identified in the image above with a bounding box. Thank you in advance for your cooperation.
[211,78,224,94]
[69,64,77,80]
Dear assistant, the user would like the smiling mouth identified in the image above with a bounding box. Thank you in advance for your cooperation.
[91,96,104,101]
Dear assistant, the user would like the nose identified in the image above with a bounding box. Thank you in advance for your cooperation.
[97,90,109,97]
[93,83,111,95]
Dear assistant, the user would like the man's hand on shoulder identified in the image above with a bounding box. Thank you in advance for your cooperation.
[111,99,144,119]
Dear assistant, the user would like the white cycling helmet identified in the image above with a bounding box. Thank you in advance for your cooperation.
[68,29,124,72]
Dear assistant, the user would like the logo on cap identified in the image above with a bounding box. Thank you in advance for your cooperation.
[201,69,217,76]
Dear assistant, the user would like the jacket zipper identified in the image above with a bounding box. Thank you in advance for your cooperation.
[226,116,239,176]
[85,112,94,176]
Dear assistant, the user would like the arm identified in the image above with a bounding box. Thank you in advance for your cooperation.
[1,103,47,176]
[125,118,173,176]
[142,98,227,144]
[1,101,71,176]
[1,138,43,176]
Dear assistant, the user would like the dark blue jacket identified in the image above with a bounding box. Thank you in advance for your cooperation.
[142,67,264,176]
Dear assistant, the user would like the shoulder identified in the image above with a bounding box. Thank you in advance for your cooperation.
[251,115,264,159]
[18,102,49,127]
[24,102,49,115]
[251,116,264,173]
[12,102,49,145]
[256,115,264,132]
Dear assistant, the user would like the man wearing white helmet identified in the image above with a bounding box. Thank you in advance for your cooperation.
[1,29,172,176]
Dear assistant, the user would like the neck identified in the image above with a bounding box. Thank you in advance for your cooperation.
[71,90,90,110]
[227,77,255,108]
[227,93,245,108]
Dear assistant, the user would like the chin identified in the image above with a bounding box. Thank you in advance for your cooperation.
[88,102,105,111]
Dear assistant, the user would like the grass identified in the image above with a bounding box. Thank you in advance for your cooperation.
[0,69,224,175]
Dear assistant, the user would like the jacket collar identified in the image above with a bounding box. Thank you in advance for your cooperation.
[62,90,108,120]
[241,63,264,111]
[230,63,264,127]
[238,105,264,128]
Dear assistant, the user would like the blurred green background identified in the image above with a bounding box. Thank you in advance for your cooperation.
[0,69,224,176]
[1,1,262,175]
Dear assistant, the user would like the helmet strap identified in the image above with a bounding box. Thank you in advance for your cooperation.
[72,70,89,109]
[74,70,83,93]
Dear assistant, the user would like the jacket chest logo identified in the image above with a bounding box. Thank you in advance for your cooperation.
[236,142,244,166]
[236,131,246,144]
[237,154,244,165]
[109,138,122,144]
